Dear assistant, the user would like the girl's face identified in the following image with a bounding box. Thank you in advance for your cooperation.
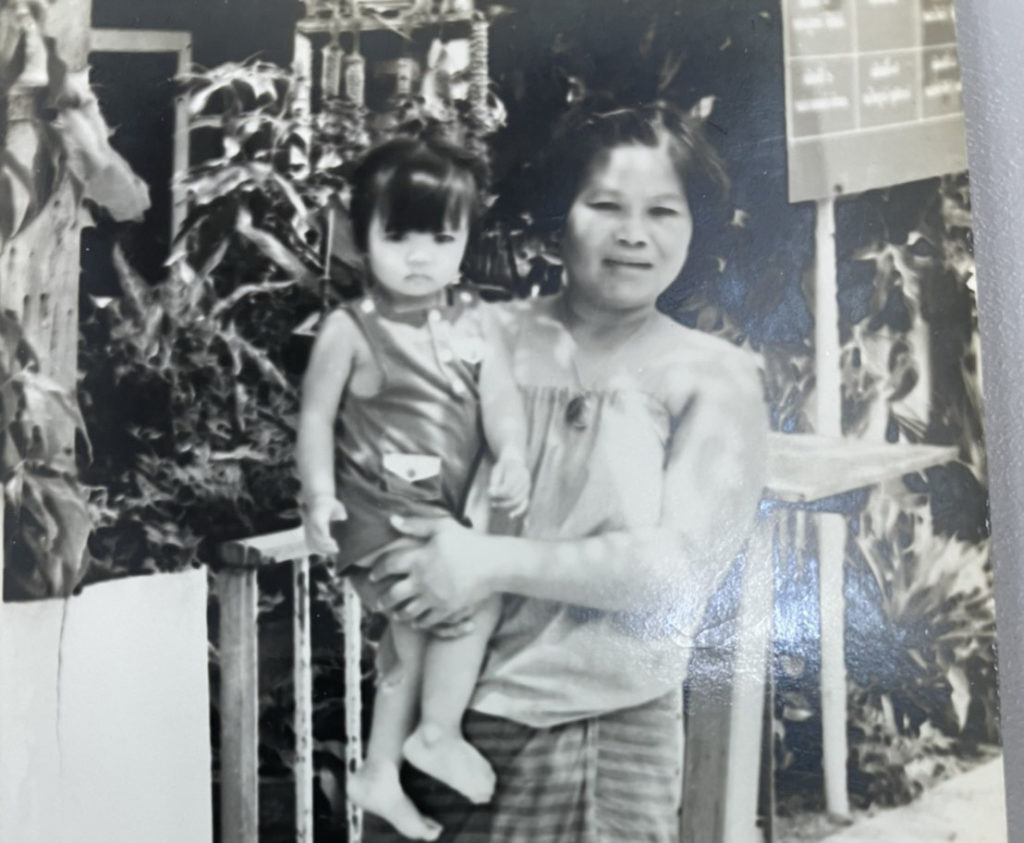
[366,209,470,305]
[561,143,693,314]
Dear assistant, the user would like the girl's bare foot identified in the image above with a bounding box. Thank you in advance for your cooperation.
[347,759,442,841]
[403,724,496,805]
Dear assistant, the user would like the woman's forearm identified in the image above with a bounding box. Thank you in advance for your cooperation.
[485,526,722,617]
[485,352,768,617]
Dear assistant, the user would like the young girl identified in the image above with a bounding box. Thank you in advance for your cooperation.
[296,136,530,841]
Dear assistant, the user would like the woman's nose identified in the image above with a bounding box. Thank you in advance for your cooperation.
[615,215,648,247]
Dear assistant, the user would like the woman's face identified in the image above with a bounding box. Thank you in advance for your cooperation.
[561,143,693,313]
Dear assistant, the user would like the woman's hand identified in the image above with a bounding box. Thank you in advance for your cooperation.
[369,516,495,625]
[302,495,348,555]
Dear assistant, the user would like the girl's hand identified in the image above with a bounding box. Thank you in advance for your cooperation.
[302,496,348,555]
[488,451,531,518]
[419,606,479,638]
[369,516,493,623]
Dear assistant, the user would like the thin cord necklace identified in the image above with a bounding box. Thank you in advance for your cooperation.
[559,293,655,429]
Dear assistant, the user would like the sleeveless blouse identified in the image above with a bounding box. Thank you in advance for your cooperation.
[470,295,765,729]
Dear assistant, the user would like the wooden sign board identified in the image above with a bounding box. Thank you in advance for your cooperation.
[782,0,968,202]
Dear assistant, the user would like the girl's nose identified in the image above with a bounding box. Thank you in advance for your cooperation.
[406,242,431,265]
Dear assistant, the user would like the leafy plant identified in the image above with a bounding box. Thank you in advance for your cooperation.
[773,495,997,814]
[846,711,959,809]
[177,55,507,308]
[0,4,153,599]
[1,310,93,599]
[846,495,997,741]
[837,176,981,456]
[178,60,352,293]
[79,246,306,579]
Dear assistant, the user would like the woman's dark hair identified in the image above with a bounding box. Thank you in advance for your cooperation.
[529,100,730,233]
[348,135,489,253]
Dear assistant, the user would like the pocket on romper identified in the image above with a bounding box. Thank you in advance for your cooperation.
[381,453,443,500]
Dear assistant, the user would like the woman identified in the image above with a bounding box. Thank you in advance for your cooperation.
[364,101,768,842]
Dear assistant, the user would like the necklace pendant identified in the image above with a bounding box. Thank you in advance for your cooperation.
[565,393,591,430]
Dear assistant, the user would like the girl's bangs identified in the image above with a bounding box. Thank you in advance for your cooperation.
[374,165,475,236]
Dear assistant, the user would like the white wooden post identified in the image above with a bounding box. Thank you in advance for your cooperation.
[293,33,314,116]
[722,516,776,843]
[173,38,193,234]
[813,197,852,820]
[1,494,5,617]
[681,514,775,843]
[293,555,315,843]
[218,567,260,843]
[344,577,364,842]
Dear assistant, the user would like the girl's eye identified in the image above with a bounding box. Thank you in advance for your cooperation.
[384,231,407,243]
[434,233,457,244]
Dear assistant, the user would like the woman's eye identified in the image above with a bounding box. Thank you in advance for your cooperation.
[650,206,680,218]
[589,201,620,212]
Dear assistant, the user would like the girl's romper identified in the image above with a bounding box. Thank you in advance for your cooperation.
[330,289,489,571]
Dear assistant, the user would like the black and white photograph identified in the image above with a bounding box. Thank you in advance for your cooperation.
[0,1,1007,841]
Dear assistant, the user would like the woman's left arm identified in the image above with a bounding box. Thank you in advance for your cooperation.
[373,351,769,625]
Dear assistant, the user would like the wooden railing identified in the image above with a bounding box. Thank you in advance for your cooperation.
[213,529,774,843]
[217,528,363,843]
[213,522,773,843]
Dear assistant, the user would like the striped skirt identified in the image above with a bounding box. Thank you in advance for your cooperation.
[362,690,684,843]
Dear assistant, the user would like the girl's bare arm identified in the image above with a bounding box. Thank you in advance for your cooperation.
[296,310,359,502]
[477,308,528,462]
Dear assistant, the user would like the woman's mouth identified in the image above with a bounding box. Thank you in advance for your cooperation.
[603,258,653,270]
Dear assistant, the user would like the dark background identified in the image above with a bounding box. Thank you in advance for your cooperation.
[85,0,816,350]
[84,0,301,286]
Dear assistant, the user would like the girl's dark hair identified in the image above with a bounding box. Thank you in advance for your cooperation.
[348,135,489,253]
[529,99,730,233]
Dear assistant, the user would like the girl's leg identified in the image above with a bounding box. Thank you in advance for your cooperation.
[402,595,503,804]
[348,621,442,841]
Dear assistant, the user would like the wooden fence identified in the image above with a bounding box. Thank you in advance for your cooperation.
[218,529,363,843]
[215,523,776,843]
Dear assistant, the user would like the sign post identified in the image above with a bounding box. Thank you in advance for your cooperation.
[781,0,968,821]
